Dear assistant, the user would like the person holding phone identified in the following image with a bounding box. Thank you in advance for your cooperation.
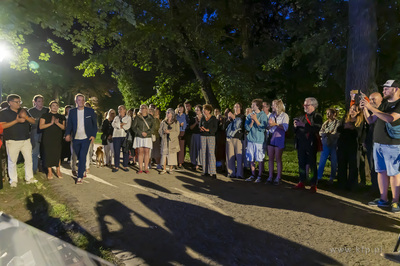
[293,97,323,192]
[225,103,245,179]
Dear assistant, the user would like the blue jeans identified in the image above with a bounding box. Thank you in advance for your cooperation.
[318,142,337,180]
[72,139,91,178]
[113,137,129,168]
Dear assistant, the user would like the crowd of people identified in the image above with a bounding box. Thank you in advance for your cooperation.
[2,80,400,213]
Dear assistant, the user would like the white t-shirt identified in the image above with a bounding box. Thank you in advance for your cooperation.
[75,109,87,140]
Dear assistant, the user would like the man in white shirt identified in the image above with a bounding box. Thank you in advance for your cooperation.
[65,94,97,184]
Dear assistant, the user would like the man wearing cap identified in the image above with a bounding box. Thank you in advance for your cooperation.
[361,80,400,212]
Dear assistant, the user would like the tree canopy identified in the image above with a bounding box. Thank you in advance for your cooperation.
[1,0,400,115]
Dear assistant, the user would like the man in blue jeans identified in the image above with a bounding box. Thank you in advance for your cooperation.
[28,95,49,174]
[65,94,97,184]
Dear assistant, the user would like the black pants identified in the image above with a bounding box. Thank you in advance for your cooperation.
[358,146,366,184]
[297,143,318,185]
[366,143,378,190]
[337,145,358,189]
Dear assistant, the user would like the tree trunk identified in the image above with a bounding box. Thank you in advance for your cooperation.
[168,0,220,109]
[52,87,60,102]
[181,48,220,109]
[345,0,377,108]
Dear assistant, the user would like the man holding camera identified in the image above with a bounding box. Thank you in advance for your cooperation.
[362,80,400,212]
[293,97,323,192]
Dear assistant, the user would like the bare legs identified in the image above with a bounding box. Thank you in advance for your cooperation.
[377,171,400,202]
[138,147,151,172]
[250,162,262,177]
[47,161,62,180]
[268,146,283,180]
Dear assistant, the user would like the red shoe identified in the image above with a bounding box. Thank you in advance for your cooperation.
[137,170,143,174]
[310,185,317,193]
[144,170,150,174]
[293,182,305,190]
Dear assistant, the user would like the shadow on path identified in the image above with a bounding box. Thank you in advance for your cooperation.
[175,173,400,233]
[25,193,108,260]
[95,197,340,265]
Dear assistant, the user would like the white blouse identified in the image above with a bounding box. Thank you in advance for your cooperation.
[112,115,132,138]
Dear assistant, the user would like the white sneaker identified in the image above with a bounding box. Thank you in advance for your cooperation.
[26,179,38,184]
[255,176,262,183]
[10,182,17,188]
[245,176,255,182]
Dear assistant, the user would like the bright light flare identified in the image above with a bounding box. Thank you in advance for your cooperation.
[0,43,12,62]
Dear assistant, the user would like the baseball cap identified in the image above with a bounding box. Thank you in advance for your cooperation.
[382,80,400,88]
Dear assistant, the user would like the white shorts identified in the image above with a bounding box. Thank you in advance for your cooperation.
[133,137,153,149]
[246,142,265,162]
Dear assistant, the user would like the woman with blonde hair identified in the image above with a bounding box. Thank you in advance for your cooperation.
[111,105,131,172]
[266,99,289,185]
[336,104,365,190]
[159,108,180,174]
[131,104,154,173]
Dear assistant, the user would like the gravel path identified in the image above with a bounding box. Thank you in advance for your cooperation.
[49,158,400,266]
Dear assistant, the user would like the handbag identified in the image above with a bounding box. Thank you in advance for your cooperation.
[122,130,133,153]
[315,134,323,152]
[140,115,156,141]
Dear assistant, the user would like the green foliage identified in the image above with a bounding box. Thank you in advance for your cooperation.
[2,0,400,113]
[76,60,105,77]
[47,39,64,55]
[38,52,50,61]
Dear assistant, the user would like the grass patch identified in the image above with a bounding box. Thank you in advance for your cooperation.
[95,132,102,144]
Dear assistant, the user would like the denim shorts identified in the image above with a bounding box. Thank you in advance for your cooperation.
[373,143,400,176]
[246,142,265,162]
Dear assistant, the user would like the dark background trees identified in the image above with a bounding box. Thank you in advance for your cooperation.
[0,0,399,114]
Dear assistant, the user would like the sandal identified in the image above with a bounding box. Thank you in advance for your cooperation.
[57,169,63,178]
